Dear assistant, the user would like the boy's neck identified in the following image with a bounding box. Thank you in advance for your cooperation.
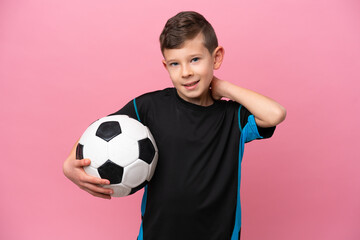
[176,89,214,107]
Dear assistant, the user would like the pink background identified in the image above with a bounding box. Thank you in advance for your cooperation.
[1,0,359,239]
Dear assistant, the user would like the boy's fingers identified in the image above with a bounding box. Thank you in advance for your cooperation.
[86,188,112,200]
[85,175,110,185]
[73,161,110,185]
[82,182,113,195]
[74,158,91,167]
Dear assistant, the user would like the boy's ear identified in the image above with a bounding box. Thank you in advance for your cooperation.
[213,46,225,70]
[162,59,168,69]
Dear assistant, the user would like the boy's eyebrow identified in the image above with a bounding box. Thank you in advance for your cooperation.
[165,53,204,63]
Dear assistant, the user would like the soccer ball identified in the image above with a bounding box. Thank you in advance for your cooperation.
[75,115,158,197]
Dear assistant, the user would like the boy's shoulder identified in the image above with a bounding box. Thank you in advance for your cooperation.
[136,87,174,100]
[136,87,183,108]
[134,88,175,114]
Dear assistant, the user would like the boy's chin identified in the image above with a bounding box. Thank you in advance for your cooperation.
[177,88,213,105]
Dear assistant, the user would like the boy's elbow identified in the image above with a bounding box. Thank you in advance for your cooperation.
[272,106,287,126]
[257,106,286,128]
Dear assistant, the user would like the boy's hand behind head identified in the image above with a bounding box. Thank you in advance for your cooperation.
[210,76,230,101]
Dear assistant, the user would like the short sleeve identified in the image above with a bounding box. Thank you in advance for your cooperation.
[108,99,139,120]
[238,105,275,142]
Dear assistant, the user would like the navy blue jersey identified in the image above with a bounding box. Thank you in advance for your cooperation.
[111,88,275,240]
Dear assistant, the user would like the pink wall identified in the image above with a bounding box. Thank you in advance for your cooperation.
[1,0,359,239]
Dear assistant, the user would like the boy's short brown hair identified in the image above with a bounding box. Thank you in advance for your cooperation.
[159,11,218,55]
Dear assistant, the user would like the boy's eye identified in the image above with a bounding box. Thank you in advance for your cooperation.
[191,57,199,62]
[170,62,179,67]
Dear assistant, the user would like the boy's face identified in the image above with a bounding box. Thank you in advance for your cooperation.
[162,33,222,106]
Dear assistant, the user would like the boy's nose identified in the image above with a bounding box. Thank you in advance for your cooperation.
[182,65,193,78]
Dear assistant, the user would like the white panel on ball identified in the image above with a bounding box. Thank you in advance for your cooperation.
[102,115,126,122]
[119,116,148,141]
[82,136,108,168]
[84,165,101,178]
[104,183,131,197]
[122,160,149,188]
[108,134,139,167]
[79,119,101,143]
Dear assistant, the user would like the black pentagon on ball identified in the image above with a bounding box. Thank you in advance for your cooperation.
[98,160,124,184]
[96,121,121,142]
[75,143,84,160]
[138,138,155,164]
[129,180,148,195]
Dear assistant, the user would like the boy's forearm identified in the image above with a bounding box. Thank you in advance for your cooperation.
[218,80,286,127]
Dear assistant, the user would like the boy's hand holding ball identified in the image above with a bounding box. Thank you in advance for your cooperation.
[63,140,113,199]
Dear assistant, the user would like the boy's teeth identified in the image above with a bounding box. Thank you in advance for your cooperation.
[186,81,198,86]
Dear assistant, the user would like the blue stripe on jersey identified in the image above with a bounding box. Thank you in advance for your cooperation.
[237,105,243,132]
[134,98,147,240]
[232,106,264,239]
[141,186,148,216]
[133,98,141,122]
[244,115,263,143]
[231,106,245,240]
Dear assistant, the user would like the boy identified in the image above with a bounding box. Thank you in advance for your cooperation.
[63,11,286,240]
